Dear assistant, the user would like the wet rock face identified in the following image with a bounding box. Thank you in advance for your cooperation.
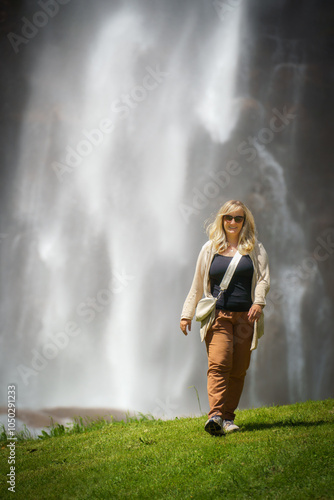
[246,2,334,189]
[237,1,334,406]
[242,0,334,291]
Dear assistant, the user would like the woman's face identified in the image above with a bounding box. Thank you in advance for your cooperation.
[223,207,245,239]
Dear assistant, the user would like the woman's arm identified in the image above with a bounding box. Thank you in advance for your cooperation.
[180,242,210,324]
[253,242,270,307]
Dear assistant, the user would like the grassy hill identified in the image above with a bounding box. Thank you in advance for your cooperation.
[1,399,333,499]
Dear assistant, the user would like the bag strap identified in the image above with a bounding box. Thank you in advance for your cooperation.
[219,250,242,292]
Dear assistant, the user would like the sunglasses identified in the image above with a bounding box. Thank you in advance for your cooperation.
[224,215,245,224]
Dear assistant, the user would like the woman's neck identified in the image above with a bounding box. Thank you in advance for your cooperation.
[227,238,239,247]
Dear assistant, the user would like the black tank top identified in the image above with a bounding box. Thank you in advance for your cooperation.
[209,254,254,311]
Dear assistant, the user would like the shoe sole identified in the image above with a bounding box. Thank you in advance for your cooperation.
[205,421,225,436]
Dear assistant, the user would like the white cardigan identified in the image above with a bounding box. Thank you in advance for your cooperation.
[181,240,270,350]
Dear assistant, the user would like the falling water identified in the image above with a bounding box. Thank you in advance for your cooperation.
[1,0,333,420]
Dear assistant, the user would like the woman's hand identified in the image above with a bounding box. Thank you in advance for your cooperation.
[180,318,192,336]
[248,304,263,323]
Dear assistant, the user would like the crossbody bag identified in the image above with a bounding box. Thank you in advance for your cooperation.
[195,250,243,341]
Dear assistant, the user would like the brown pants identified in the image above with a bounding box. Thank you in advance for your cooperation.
[205,309,254,421]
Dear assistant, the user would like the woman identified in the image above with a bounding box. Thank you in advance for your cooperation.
[180,200,270,436]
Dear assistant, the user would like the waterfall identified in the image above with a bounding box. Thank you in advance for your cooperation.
[1,0,333,419]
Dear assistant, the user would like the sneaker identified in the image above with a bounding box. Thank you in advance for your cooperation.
[223,420,240,433]
[205,415,225,436]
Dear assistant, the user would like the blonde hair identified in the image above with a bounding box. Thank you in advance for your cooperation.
[206,200,256,254]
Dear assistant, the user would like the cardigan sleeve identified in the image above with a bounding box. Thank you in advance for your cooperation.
[180,242,210,320]
[253,242,270,306]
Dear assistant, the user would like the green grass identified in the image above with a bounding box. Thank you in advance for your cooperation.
[1,399,333,499]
